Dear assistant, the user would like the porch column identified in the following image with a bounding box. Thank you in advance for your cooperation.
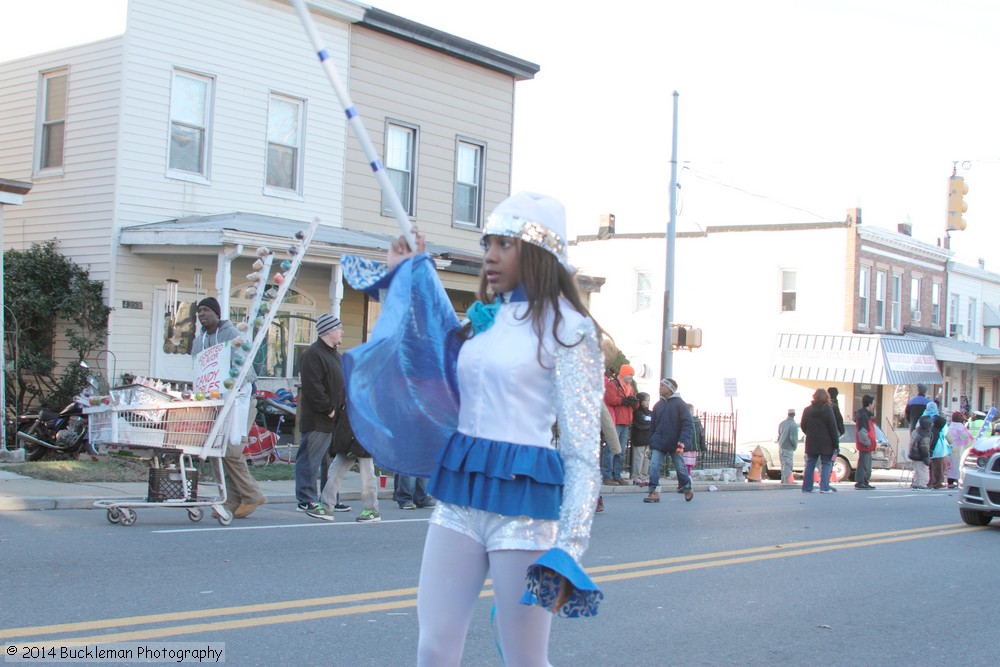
[329,264,343,318]
[214,244,244,315]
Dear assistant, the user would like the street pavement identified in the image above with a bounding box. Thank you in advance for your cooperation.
[0,464,913,511]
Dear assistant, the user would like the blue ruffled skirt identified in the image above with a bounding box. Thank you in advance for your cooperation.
[428,432,564,520]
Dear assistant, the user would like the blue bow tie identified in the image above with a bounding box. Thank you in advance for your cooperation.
[467,286,526,334]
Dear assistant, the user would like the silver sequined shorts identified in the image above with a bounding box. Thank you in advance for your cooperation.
[430,502,558,552]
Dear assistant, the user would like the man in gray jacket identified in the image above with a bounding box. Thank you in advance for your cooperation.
[777,408,798,484]
[192,296,266,519]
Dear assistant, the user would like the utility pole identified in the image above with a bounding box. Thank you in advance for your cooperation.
[660,91,679,381]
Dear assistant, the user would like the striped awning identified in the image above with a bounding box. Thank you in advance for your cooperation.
[771,333,942,385]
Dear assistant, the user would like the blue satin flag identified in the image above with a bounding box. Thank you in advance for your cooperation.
[342,254,462,477]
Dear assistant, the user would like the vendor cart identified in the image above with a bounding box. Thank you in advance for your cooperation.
[87,396,234,526]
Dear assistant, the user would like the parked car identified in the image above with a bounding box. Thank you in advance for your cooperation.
[958,436,1000,526]
[737,423,893,482]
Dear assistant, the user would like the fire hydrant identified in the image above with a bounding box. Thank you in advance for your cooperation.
[748,445,766,482]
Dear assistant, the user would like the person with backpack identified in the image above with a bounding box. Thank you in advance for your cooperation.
[853,394,877,490]
[908,415,932,489]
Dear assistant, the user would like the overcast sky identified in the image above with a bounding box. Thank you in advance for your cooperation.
[4,0,1000,266]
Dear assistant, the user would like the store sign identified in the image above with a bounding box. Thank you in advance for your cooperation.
[884,352,938,373]
[723,378,738,397]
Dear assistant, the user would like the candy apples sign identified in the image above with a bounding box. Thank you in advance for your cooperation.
[194,342,233,395]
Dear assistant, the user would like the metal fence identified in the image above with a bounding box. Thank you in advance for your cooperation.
[623,410,739,473]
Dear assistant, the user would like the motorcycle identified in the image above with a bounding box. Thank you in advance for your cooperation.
[15,361,100,461]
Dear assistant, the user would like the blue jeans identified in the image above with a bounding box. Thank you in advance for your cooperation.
[601,424,628,480]
[802,453,833,492]
[393,475,430,507]
[648,448,691,491]
[295,430,332,504]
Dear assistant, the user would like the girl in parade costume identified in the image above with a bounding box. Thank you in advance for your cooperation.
[341,192,606,666]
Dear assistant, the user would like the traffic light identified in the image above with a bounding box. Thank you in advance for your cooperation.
[946,175,968,231]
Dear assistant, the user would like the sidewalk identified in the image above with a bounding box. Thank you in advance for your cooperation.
[0,466,799,512]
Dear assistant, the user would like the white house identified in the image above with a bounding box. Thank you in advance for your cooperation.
[0,0,537,393]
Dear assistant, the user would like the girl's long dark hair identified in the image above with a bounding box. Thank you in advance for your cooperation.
[460,241,605,361]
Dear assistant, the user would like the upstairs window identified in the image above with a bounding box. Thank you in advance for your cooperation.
[383,121,416,216]
[634,270,652,312]
[454,139,485,227]
[780,269,796,312]
[37,69,67,172]
[265,94,305,194]
[910,277,922,322]
[168,70,213,178]
[858,266,870,328]
[931,283,941,326]
[875,271,886,329]
[969,297,978,339]
[890,273,901,332]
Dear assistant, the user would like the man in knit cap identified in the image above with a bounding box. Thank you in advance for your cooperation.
[192,296,266,519]
[295,313,345,521]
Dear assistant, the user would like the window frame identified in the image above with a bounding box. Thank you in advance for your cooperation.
[780,269,796,312]
[263,92,306,198]
[890,273,902,332]
[875,270,887,330]
[382,119,418,217]
[931,283,941,326]
[166,68,214,182]
[453,137,486,229]
[858,266,870,328]
[634,270,653,313]
[36,67,68,175]
[968,297,977,340]
[910,277,921,322]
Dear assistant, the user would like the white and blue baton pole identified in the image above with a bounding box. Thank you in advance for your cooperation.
[290,0,417,250]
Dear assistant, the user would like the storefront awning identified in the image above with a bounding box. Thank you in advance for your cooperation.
[771,333,943,386]
[905,333,1000,365]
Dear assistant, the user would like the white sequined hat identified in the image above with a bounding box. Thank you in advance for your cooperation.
[482,192,568,265]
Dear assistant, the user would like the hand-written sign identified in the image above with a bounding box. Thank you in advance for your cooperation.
[194,342,232,394]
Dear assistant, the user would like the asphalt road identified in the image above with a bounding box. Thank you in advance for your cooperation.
[1,482,994,666]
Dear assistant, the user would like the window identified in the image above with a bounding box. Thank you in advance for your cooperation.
[229,286,315,378]
[858,266,870,327]
[875,271,886,329]
[454,139,485,226]
[634,271,652,312]
[910,278,921,322]
[383,121,416,216]
[890,273,901,332]
[969,297,977,339]
[265,94,305,193]
[931,283,941,326]
[37,69,67,171]
[168,70,213,177]
[780,269,796,312]
[949,294,959,327]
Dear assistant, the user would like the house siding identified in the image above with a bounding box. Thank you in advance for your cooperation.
[344,25,514,258]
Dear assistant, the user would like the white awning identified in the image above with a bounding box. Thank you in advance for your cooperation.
[771,333,943,385]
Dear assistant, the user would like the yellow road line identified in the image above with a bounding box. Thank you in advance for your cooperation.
[2,523,980,644]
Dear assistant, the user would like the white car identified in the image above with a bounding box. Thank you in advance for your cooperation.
[959,436,1000,526]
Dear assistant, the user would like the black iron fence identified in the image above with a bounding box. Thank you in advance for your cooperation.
[622,411,739,473]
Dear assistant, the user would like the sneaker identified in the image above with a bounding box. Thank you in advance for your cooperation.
[332,503,352,512]
[400,501,417,510]
[802,489,816,493]
[417,500,437,509]
[684,486,694,502]
[297,501,321,512]
[356,509,381,523]
[305,504,335,521]
[819,488,838,494]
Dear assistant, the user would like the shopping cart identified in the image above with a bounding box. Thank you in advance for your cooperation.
[87,399,235,526]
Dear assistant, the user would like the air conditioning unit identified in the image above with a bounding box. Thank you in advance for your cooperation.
[912,311,922,323]
[950,324,963,337]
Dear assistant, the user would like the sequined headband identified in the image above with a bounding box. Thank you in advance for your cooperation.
[482,212,568,265]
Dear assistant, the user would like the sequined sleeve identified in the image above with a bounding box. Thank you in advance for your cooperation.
[551,317,604,561]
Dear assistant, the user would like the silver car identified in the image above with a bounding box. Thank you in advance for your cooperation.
[959,436,1000,526]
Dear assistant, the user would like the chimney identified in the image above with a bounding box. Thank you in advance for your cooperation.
[846,207,862,226]
[898,223,912,236]
[979,258,986,269]
[598,213,616,239]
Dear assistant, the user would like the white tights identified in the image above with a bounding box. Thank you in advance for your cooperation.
[416,523,553,667]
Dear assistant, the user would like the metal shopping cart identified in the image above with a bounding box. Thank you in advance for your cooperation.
[87,398,235,526]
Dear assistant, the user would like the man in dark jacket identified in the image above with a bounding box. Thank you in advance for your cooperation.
[827,387,846,437]
[644,378,694,504]
[295,314,345,520]
[905,384,931,431]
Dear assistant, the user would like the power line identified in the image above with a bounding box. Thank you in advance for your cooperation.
[682,167,833,221]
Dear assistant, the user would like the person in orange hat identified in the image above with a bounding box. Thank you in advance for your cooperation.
[603,363,637,485]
